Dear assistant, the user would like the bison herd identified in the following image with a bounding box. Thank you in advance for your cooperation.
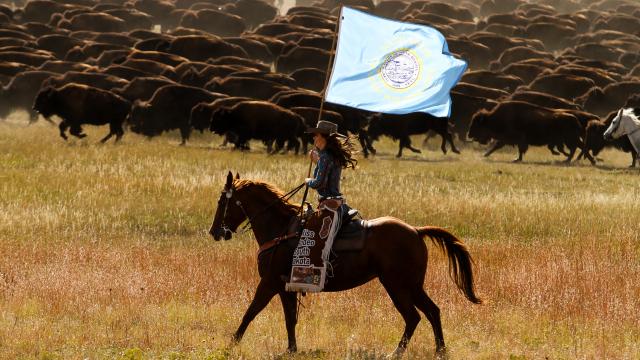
[0,0,639,166]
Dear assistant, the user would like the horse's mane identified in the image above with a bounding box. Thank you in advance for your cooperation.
[233,179,300,215]
[623,107,640,128]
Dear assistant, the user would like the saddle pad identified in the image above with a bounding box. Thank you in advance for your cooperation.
[333,219,368,252]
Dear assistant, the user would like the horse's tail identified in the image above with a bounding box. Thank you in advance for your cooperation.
[416,226,483,304]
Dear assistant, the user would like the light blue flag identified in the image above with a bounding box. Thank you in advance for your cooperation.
[325,7,467,117]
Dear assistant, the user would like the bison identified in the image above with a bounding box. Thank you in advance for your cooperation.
[453,82,509,100]
[275,46,330,74]
[578,116,637,167]
[461,70,524,92]
[528,73,595,101]
[113,76,176,102]
[0,70,56,122]
[509,90,582,111]
[189,96,250,135]
[468,100,583,162]
[158,35,248,62]
[223,37,274,63]
[42,71,128,92]
[179,9,246,37]
[368,112,460,158]
[290,68,325,92]
[209,101,305,154]
[33,83,131,142]
[206,76,289,100]
[128,84,224,144]
[578,81,640,117]
[450,91,498,141]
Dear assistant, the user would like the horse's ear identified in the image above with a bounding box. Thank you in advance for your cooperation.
[225,171,233,188]
[235,173,240,180]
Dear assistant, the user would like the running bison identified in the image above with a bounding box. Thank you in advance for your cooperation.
[468,101,583,162]
[209,101,305,154]
[578,114,637,167]
[368,112,460,158]
[33,83,131,143]
[128,84,224,145]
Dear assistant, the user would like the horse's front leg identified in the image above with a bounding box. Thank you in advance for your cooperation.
[232,279,278,344]
[279,291,298,352]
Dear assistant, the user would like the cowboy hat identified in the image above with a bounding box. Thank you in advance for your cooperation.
[305,120,342,136]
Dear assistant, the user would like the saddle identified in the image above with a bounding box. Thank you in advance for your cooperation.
[281,215,368,252]
[256,212,368,265]
[333,219,369,251]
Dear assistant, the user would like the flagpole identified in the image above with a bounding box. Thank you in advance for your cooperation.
[316,5,341,123]
[298,6,342,217]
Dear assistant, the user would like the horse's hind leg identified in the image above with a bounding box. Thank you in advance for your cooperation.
[232,279,278,345]
[414,288,446,356]
[381,280,421,357]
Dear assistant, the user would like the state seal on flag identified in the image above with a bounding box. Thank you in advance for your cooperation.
[379,49,420,90]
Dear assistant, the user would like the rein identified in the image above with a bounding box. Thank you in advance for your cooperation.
[239,182,305,232]
[220,182,306,236]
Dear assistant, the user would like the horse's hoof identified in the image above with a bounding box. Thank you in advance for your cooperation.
[229,333,241,346]
[434,347,448,360]
[387,347,405,359]
[452,149,460,154]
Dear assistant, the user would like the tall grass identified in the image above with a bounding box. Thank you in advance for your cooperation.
[1,116,639,359]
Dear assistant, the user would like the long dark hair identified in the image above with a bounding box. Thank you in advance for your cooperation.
[323,133,358,169]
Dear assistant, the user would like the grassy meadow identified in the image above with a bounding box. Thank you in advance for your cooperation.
[1,114,639,359]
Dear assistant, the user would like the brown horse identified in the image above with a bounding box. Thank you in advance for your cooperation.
[209,172,482,357]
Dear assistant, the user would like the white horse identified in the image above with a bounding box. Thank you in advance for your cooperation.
[604,108,640,155]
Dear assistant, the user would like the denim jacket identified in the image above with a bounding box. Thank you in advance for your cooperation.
[307,149,342,200]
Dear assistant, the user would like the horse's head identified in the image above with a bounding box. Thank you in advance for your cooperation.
[604,108,640,140]
[209,171,243,241]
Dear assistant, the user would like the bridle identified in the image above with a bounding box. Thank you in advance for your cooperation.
[216,182,306,239]
[606,108,640,140]
[216,187,244,240]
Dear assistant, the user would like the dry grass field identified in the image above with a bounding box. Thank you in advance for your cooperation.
[1,114,639,359]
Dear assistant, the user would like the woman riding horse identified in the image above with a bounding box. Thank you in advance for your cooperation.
[285,120,359,292]
[209,171,482,357]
